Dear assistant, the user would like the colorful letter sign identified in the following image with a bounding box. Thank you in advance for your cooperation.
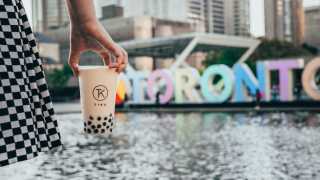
[118,57,320,104]
[147,69,174,104]
[174,68,202,103]
[200,65,234,102]
[266,59,304,101]
[302,57,320,100]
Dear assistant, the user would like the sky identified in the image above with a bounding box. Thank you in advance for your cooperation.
[22,0,319,37]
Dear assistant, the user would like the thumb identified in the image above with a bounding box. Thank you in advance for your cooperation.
[68,51,80,77]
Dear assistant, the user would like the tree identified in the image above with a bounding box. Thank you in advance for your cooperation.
[249,38,314,62]
[203,38,314,68]
[45,64,73,88]
[203,48,246,68]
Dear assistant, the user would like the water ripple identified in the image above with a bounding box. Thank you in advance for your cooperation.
[1,112,320,180]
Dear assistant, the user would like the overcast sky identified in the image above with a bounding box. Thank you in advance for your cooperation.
[22,0,319,37]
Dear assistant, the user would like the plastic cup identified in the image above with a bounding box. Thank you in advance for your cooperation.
[78,66,119,135]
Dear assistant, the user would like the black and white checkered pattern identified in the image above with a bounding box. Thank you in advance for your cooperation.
[0,0,62,167]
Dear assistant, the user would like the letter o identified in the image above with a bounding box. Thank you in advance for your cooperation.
[302,57,320,100]
[200,65,234,102]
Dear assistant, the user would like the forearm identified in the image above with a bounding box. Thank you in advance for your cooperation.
[65,0,116,50]
[65,0,97,30]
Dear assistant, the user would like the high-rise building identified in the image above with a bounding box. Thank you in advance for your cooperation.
[224,0,250,36]
[95,0,188,22]
[304,6,320,49]
[203,0,225,34]
[94,0,250,36]
[33,0,251,36]
[31,0,69,32]
[264,0,305,45]
[187,0,206,32]
[232,0,251,36]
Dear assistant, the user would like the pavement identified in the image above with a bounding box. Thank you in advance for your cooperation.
[53,102,82,114]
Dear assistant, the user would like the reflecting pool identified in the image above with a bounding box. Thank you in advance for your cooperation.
[1,112,320,180]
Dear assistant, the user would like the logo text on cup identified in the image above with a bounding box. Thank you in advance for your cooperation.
[92,85,109,101]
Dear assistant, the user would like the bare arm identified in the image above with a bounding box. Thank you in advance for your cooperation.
[65,0,128,76]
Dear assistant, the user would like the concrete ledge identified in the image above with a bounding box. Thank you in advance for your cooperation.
[53,101,320,114]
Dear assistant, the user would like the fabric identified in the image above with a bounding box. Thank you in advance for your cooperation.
[0,0,62,166]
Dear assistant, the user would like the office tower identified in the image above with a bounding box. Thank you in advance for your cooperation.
[203,0,225,34]
[232,0,251,36]
[94,0,250,36]
[291,0,305,45]
[264,0,305,45]
[224,0,250,36]
[31,0,69,32]
[187,0,206,32]
[304,6,320,49]
[94,0,188,22]
[203,0,250,36]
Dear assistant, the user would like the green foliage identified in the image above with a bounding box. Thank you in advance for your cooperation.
[203,38,314,68]
[249,39,313,61]
[203,48,246,68]
[45,64,73,88]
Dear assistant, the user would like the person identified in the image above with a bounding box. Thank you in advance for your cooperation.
[155,91,161,105]
[0,0,128,167]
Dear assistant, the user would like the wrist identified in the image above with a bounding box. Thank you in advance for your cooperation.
[71,19,99,36]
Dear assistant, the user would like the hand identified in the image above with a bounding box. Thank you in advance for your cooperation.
[68,20,128,76]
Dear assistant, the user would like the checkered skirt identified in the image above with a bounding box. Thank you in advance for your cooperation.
[0,0,62,166]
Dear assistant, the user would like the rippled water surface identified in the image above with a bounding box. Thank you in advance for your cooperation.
[1,112,320,180]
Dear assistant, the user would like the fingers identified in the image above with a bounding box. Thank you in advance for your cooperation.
[84,22,128,72]
[101,46,128,73]
[117,48,128,73]
[68,51,80,77]
[99,51,112,67]
[113,47,128,73]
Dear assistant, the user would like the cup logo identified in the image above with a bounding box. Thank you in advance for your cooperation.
[92,85,109,101]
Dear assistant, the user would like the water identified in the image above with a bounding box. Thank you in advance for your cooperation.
[1,112,320,180]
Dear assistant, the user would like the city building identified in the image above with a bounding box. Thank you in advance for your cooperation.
[203,0,225,34]
[186,0,206,32]
[101,5,124,19]
[44,16,195,70]
[94,0,250,36]
[264,0,305,45]
[95,0,188,22]
[31,0,69,32]
[34,33,62,71]
[304,6,320,50]
[224,0,251,36]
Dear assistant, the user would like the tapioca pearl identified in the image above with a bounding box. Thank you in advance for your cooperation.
[87,129,92,134]
[89,115,94,120]
[108,118,112,123]
[104,117,108,121]
[97,124,102,129]
[97,116,101,121]
[109,113,112,118]
[111,122,114,126]
[91,125,96,129]
[88,121,92,125]
[94,129,99,134]
[101,129,105,133]
[106,126,110,129]
[110,129,113,133]
[103,122,107,126]
[84,128,87,132]
[84,122,87,127]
